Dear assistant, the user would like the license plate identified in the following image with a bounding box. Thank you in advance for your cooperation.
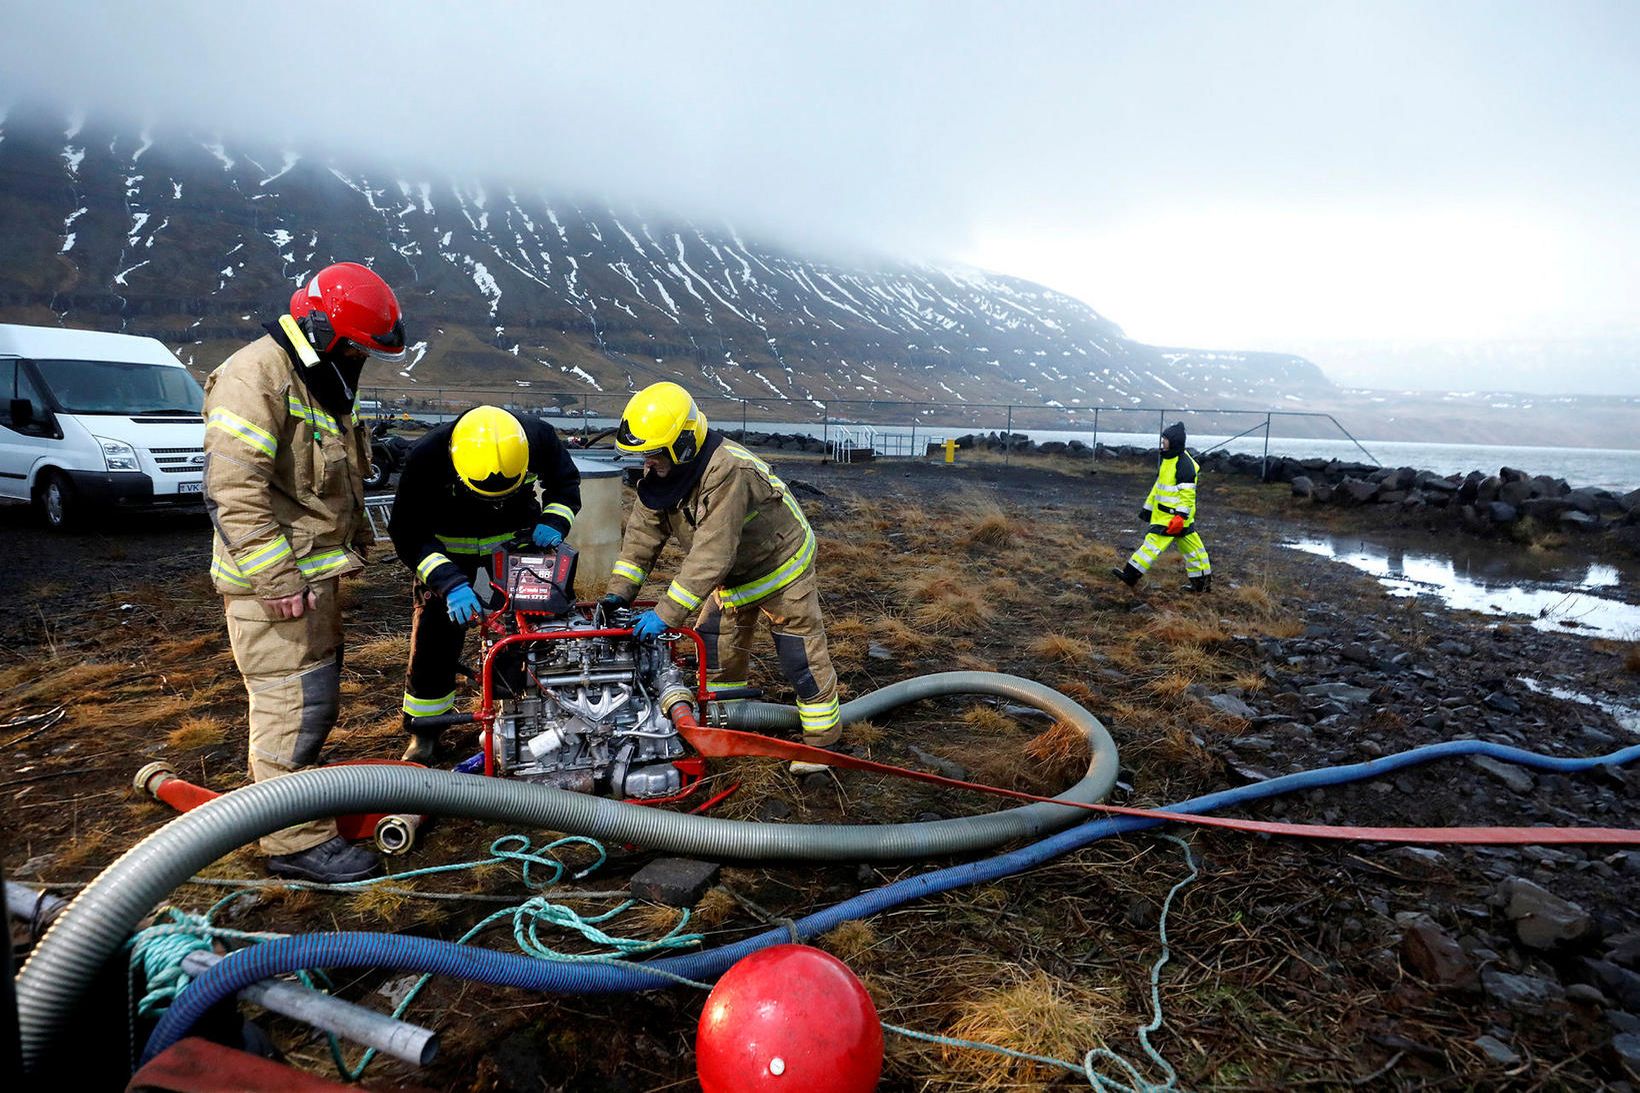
[178,481,204,494]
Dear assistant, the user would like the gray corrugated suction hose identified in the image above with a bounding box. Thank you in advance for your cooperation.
[16,670,1114,1072]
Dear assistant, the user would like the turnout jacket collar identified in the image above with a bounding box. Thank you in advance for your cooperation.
[610,437,816,628]
[202,334,373,598]
[636,429,725,512]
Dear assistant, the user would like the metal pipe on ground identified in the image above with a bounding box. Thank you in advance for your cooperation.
[179,951,438,1067]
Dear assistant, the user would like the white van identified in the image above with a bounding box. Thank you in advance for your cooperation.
[0,323,206,529]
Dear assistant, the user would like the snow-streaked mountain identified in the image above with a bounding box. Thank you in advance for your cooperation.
[0,107,1333,415]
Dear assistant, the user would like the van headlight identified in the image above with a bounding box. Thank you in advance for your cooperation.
[95,436,141,471]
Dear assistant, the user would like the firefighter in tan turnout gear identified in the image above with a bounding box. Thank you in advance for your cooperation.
[203,262,406,883]
[601,382,842,773]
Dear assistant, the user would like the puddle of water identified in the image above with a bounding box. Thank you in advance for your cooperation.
[1284,536,1640,640]
[1520,677,1640,734]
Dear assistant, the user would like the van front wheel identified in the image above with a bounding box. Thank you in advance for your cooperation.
[37,471,78,531]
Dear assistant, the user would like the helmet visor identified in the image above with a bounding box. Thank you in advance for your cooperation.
[349,317,407,363]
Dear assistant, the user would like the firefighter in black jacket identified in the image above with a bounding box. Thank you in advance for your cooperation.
[389,406,581,762]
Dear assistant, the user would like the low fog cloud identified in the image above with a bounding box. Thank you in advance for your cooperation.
[3,0,1638,374]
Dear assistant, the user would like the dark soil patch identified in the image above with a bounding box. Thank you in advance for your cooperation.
[6,452,1640,1090]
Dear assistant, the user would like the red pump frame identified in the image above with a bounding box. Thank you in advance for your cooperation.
[472,602,711,779]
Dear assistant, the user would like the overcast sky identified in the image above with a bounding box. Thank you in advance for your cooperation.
[3,1,1637,381]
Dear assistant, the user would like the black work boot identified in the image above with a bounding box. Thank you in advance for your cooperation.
[1187,575,1213,594]
[268,836,381,884]
[1110,564,1143,588]
[401,731,439,764]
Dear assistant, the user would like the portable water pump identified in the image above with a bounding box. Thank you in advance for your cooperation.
[415,542,715,800]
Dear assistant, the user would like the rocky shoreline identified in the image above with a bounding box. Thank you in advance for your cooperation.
[726,428,1640,555]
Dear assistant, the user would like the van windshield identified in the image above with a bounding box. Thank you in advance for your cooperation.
[31,358,205,415]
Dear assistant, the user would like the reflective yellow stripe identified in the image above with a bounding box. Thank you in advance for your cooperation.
[667,581,703,611]
[206,408,276,457]
[798,697,841,731]
[287,394,340,435]
[613,560,646,584]
[402,691,456,717]
[543,503,575,525]
[436,532,514,554]
[707,680,748,692]
[720,526,816,608]
[296,549,348,578]
[237,535,293,576]
[417,552,455,582]
[210,557,252,588]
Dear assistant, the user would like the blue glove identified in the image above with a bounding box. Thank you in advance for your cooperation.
[446,584,483,625]
[632,610,667,640]
[532,523,564,548]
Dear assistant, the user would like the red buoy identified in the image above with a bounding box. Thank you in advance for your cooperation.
[696,944,883,1092]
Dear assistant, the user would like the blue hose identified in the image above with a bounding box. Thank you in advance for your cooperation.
[144,737,1640,1062]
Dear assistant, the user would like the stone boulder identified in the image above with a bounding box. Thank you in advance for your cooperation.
[1290,475,1315,499]
[1488,501,1519,524]
[1503,877,1592,950]
[1338,477,1380,504]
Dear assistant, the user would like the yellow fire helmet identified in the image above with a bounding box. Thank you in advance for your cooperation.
[450,406,530,497]
[615,381,708,463]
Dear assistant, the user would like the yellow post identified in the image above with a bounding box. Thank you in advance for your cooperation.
[943,438,956,464]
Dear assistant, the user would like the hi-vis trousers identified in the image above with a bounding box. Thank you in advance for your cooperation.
[223,578,343,856]
[692,565,842,745]
[1128,529,1212,578]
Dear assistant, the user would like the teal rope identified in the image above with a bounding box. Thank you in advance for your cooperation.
[125,834,699,1083]
[885,834,1197,1092]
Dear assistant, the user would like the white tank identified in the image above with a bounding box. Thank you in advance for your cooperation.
[565,455,625,601]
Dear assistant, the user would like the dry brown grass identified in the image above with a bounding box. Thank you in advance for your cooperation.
[912,590,995,632]
[819,919,879,968]
[690,886,738,929]
[1148,612,1225,646]
[873,615,938,655]
[1052,679,1100,707]
[941,967,1125,1084]
[167,714,230,749]
[347,883,413,921]
[1028,632,1094,665]
[0,660,131,706]
[985,576,1028,603]
[906,564,971,602]
[962,511,1016,547]
[1231,670,1267,694]
[952,652,999,672]
[1627,645,1640,675]
[1229,582,1275,614]
[118,693,198,731]
[846,720,886,747]
[1023,719,1089,782]
[712,758,792,821]
[623,901,692,939]
[350,633,410,671]
[1145,671,1195,702]
[961,705,1022,736]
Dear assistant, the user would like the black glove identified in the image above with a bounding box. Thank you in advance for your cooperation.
[597,593,630,620]
[1138,507,1154,524]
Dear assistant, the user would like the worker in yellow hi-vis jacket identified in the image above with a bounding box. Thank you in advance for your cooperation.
[601,382,841,775]
[1112,421,1212,593]
[202,262,406,884]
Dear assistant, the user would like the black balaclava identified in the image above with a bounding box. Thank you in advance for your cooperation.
[1161,421,1187,456]
[263,319,366,420]
[636,428,724,514]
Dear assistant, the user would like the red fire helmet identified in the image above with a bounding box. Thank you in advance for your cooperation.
[696,945,882,1093]
[288,262,406,361]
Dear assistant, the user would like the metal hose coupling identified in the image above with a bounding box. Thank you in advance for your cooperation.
[373,814,423,855]
[659,683,697,722]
